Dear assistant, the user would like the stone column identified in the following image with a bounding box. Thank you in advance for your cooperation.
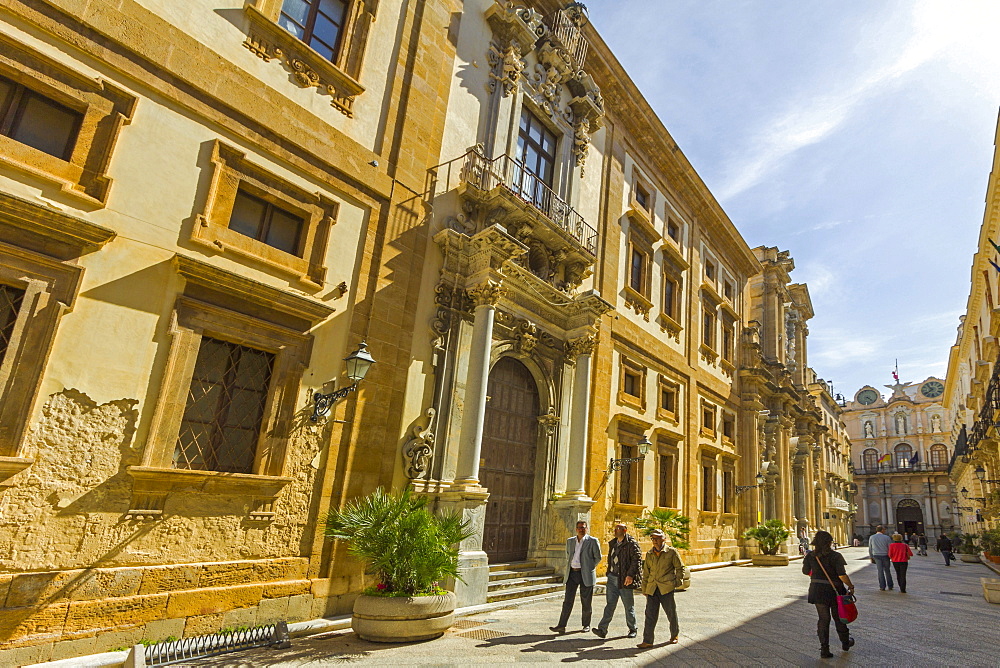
[564,334,597,500]
[453,280,504,488]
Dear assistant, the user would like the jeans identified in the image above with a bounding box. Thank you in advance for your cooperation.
[642,589,678,644]
[597,574,636,633]
[815,603,850,647]
[942,550,953,566]
[556,569,593,628]
[873,555,893,589]
[892,561,908,592]
[918,545,927,556]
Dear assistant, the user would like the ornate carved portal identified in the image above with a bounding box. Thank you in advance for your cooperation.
[481,357,540,562]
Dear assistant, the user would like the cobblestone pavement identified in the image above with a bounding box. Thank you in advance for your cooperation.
[186,548,1000,666]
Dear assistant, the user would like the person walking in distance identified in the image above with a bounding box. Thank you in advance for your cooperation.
[869,525,894,590]
[550,520,602,634]
[803,530,856,659]
[636,529,684,649]
[889,533,913,593]
[592,523,641,639]
[936,533,954,566]
[917,533,928,556]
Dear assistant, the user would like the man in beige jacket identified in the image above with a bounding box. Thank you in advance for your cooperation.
[637,529,684,648]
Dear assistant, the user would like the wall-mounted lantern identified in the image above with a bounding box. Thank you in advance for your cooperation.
[310,341,376,422]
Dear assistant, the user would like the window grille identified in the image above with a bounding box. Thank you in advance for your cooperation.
[0,283,25,365]
[173,337,274,474]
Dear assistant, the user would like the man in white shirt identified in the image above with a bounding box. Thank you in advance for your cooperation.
[550,520,602,633]
[868,525,894,590]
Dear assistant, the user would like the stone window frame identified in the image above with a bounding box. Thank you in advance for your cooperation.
[0,32,136,206]
[656,438,679,509]
[0,192,115,487]
[701,455,717,512]
[656,374,679,423]
[190,140,338,288]
[721,459,735,514]
[700,400,716,438]
[242,0,378,117]
[129,255,334,501]
[618,354,645,410]
[616,425,645,506]
[720,411,735,442]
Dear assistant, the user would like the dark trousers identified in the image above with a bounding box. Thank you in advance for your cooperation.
[815,603,850,647]
[642,589,678,644]
[942,550,953,566]
[873,555,893,589]
[556,569,593,628]
[892,561,909,591]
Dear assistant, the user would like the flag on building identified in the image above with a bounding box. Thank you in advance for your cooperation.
[878,453,891,464]
[909,451,920,466]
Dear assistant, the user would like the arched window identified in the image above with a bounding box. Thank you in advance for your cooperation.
[895,443,913,469]
[931,444,948,470]
[863,448,879,472]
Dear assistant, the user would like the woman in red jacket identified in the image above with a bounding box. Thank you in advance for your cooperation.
[888,533,913,593]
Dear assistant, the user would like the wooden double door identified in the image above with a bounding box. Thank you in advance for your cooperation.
[480,357,540,563]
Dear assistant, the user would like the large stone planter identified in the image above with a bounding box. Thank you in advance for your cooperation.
[751,554,789,566]
[959,553,982,563]
[352,591,456,642]
[982,577,1000,604]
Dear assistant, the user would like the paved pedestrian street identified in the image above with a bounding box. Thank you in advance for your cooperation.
[184,548,999,667]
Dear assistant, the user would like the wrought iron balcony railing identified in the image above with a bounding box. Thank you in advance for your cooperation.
[854,462,950,475]
[459,150,598,255]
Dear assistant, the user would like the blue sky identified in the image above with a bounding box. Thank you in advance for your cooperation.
[588,1,1000,400]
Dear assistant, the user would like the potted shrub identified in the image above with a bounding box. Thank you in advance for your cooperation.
[743,519,791,566]
[981,528,1000,564]
[635,509,692,589]
[326,487,471,642]
[956,533,982,563]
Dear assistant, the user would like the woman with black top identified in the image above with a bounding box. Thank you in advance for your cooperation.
[802,530,855,658]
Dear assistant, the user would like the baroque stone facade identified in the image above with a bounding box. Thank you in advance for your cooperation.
[0,0,853,662]
[943,111,1000,536]
[843,378,954,540]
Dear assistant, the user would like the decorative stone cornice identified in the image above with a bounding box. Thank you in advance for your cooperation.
[0,191,116,260]
[243,5,366,116]
[174,254,335,326]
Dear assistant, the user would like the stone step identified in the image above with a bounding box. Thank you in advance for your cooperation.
[489,560,538,572]
[487,574,562,591]
[488,567,556,582]
[486,581,564,603]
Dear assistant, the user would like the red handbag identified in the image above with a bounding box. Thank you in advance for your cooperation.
[815,554,858,624]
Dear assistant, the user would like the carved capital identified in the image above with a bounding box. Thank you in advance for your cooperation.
[566,333,597,359]
[468,280,505,308]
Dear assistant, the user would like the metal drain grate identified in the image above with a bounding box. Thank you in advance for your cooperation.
[940,591,975,596]
[452,619,486,629]
[457,628,509,641]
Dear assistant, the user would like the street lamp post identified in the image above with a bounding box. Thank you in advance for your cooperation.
[310,341,376,422]
[736,473,766,495]
[609,434,651,471]
[975,465,1000,484]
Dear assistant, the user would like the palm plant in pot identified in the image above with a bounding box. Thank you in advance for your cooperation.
[956,533,982,563]
[980,528,1000,563]
[743,519,791,566]
[635,509,693,589]
[325,487,472,642]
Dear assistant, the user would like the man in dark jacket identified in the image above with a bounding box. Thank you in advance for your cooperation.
[936,534,954,566]
[593,523,641,639]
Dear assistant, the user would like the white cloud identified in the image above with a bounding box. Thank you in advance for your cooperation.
[716,3,955,201]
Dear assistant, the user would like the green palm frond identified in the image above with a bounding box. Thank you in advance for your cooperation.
[325,487,471,596]
[634,508,692,550]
